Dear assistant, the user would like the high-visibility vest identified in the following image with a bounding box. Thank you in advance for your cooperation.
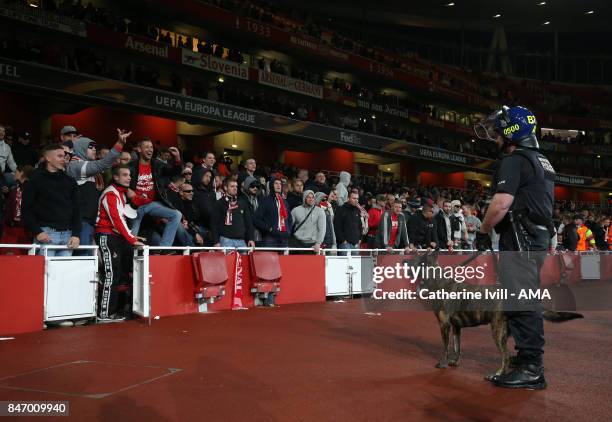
[576,225,595,251]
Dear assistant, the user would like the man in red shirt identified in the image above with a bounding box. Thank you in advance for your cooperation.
[127,139,183,246]
[95,165,144,322]
[375,200,410,253]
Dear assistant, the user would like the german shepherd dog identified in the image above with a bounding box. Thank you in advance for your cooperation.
[415,251,582,378]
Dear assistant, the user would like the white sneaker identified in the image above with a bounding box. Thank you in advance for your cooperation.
[97,315,125,324]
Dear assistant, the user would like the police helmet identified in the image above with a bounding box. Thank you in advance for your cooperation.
[474,105,539,149]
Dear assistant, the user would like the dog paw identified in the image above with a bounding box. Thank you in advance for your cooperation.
[435,362,448,369]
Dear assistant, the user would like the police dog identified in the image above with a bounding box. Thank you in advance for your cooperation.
[414,251,582,378]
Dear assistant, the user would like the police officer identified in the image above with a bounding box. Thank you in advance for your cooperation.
[474,105,555,390]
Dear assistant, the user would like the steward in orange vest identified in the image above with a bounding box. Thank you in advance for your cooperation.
[574,216,596,251]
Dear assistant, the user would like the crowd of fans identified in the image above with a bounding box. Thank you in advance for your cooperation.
[1,122,611,323]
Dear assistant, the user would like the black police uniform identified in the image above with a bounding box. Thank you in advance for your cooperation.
[492,147,555,365]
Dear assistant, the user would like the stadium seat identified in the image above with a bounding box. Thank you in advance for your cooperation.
[249,251,282,302]
[191,252,228,303]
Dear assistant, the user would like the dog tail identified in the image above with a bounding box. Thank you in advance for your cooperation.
[542,310,583,322]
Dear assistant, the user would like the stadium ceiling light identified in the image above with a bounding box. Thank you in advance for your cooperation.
[542,21,550,25]
[538,1,546,5]
[493,14,501,18]
[371,115,376,119]
[445,2,455,6]
[586,10,595,15]
[597,154,601,158]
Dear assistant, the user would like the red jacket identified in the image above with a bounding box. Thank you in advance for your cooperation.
[95,183,137,245]
[367,206,384,237]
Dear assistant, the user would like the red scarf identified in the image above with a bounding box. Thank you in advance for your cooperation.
[14,185,23,222]
[276,193,288,232]
[224,194,239,226]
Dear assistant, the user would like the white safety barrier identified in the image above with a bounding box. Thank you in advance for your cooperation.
[0,244,99,323]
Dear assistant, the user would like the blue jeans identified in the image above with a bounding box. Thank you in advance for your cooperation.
[131,201,181,246]
[74,220,95,256]
[36,227,73,257]
[219,236,246,249]
[338,242,359,256]
[176,225,194,246]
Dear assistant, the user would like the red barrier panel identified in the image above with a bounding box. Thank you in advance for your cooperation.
[275,255,326,305]
[149,256,199,317]
[149,254,326,316]
[540,254,583,286]
[0,256,44,335]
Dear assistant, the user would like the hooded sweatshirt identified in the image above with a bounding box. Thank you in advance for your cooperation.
[291,190,326,245]
[336,171,351,206]
[66,137,122,223]
[241,176,262,242]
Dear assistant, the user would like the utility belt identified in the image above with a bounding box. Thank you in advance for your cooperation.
[498,209,555,251]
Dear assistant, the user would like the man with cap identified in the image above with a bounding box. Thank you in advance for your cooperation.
[12,132,38,167]
[66,129,131,254]
[60,125,79,148]
[475,105,557,389]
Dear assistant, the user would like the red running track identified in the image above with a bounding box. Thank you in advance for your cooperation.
[0,302,610,421]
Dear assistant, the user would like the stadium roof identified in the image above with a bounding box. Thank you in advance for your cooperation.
[285,0,612,32]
